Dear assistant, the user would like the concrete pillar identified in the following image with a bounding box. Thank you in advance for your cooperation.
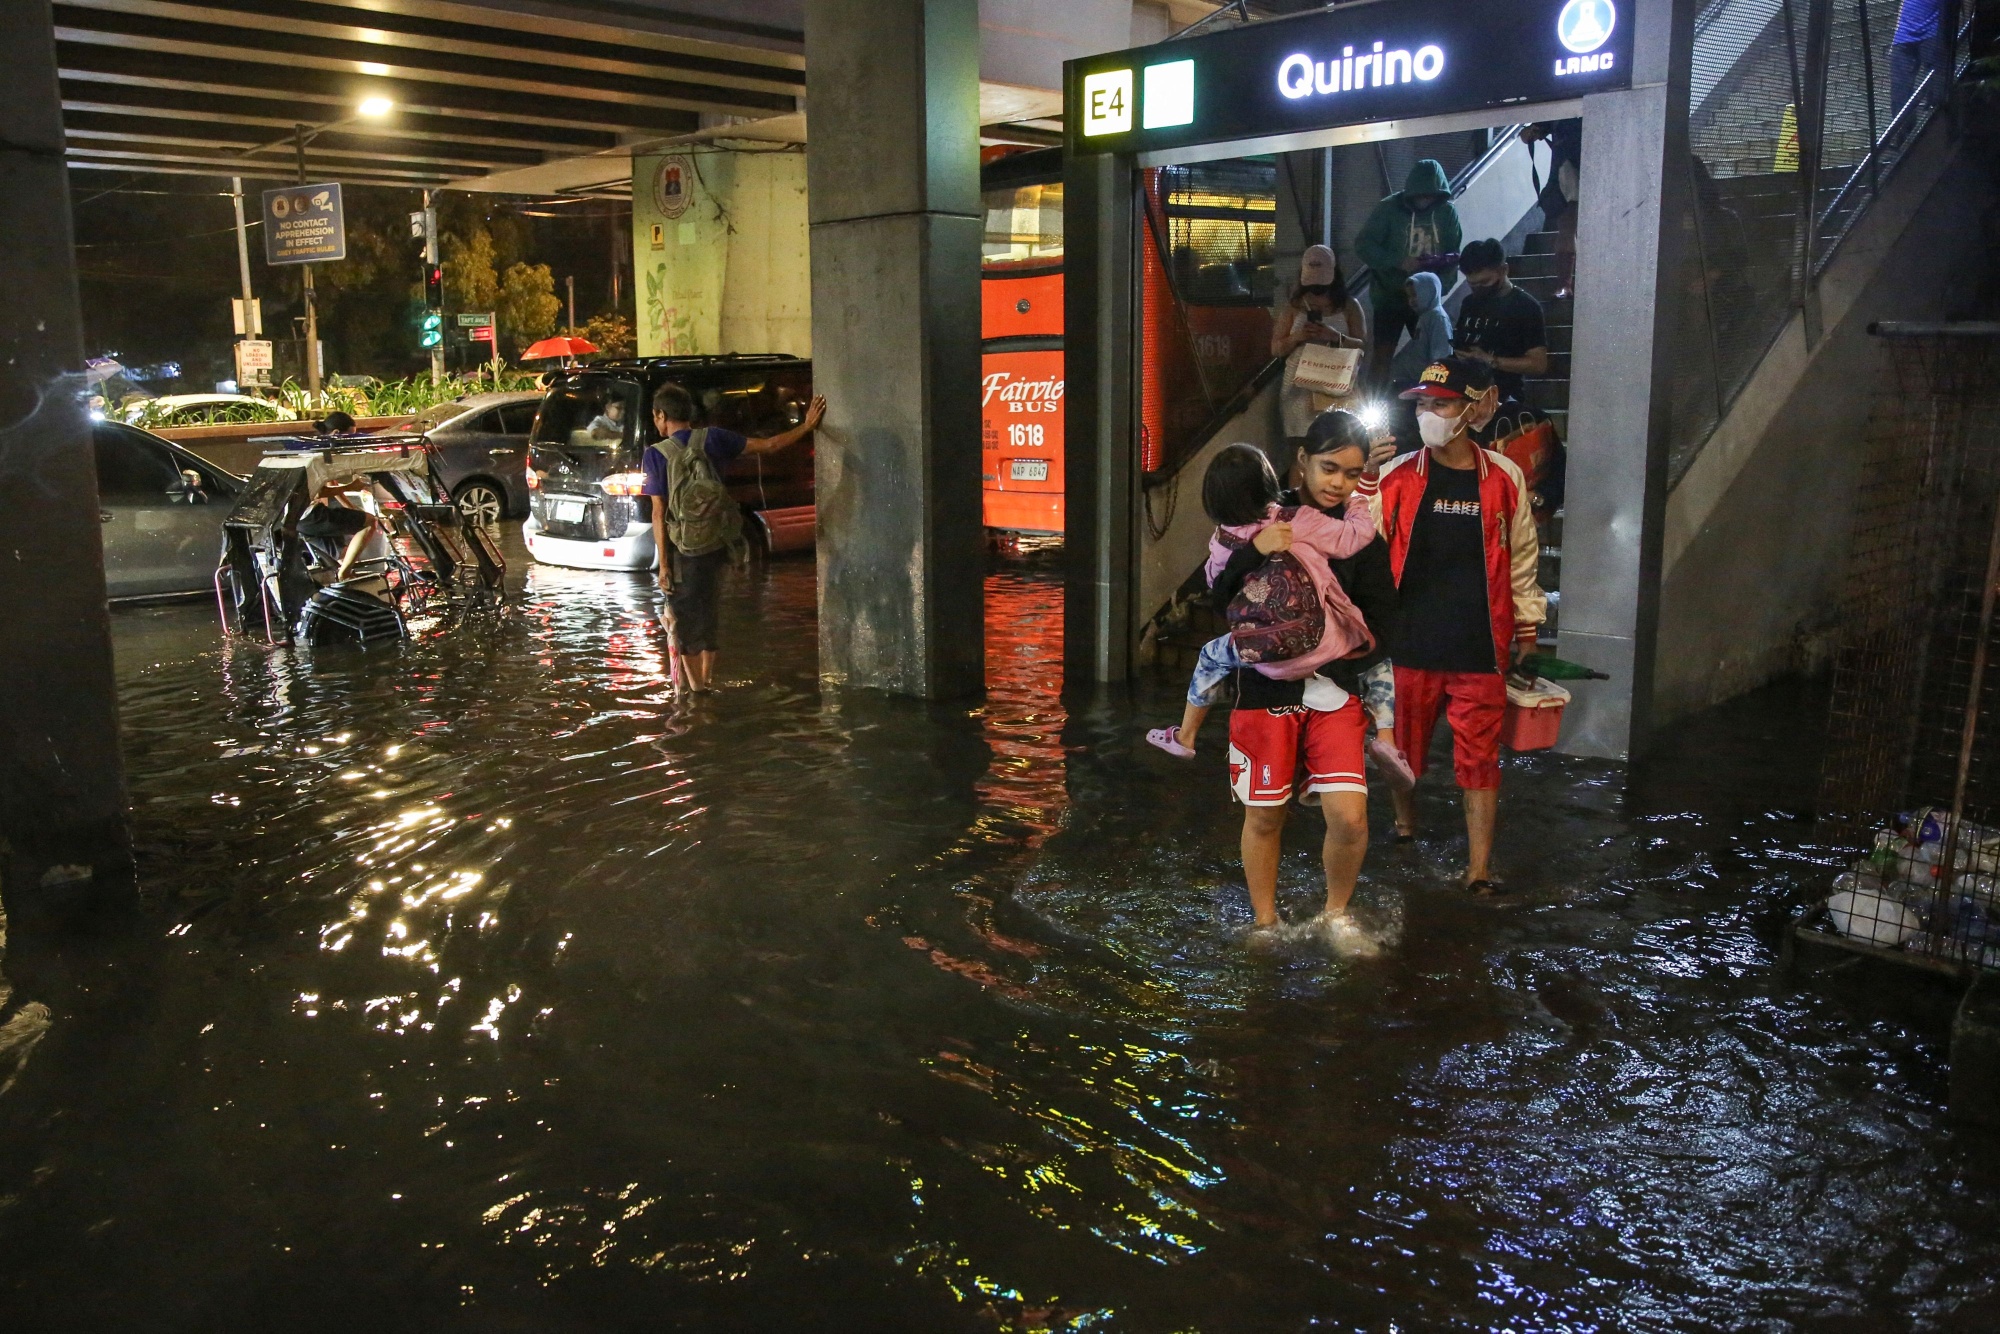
[1062,151,1139,683]
[804,0,985,698]
[1556,0,1698,760]
[0,2,133,915]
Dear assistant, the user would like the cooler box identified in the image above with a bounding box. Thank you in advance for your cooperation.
[1502,677,1571,751]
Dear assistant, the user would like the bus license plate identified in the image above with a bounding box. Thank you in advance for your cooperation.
[1009,458,1049,482]
[552,499,586,523]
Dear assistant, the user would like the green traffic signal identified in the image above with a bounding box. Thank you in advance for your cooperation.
[419,311,442,348]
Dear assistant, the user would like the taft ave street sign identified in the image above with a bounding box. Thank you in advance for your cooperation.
[1068,0,1632,157]
[261,183,347,265]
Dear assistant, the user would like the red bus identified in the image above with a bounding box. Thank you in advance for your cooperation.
[980,150,1283,535]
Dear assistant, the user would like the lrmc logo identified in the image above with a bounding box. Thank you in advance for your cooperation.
[1554,0,1616,76]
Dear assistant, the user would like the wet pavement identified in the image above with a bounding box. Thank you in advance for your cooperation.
[1,529,1997,1330]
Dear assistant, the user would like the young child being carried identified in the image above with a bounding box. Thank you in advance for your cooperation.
[1148,435,1413,791]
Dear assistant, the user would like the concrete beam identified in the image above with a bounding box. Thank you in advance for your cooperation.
[1555,0,1699,761]
[1062,150,1139,684]
[805,0,984,698]
[0,1,133,919]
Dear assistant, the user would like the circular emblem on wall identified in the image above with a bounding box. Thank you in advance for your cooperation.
[1557,0,1615,53]
[653,155,694,220]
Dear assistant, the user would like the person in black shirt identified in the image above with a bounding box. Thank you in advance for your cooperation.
[1453,239,1548,405]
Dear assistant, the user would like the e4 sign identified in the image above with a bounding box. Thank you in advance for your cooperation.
[1082,69,1132,136]
[1083,59,1196,137]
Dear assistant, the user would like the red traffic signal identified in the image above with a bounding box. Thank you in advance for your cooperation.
[424,264,444,311]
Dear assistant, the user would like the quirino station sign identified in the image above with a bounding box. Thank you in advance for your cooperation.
[1068,0,1631,156]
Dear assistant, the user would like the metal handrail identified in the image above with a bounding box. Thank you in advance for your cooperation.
[1810,16,1969,279]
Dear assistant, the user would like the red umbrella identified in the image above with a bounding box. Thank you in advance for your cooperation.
[521,335,598,361]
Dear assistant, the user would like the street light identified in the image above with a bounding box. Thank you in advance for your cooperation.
[358,95,394,119]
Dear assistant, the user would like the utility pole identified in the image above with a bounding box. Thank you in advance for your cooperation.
[294,124,320,396]
[422,189,443,385]
[230,176,254,310]
[229,176,264,390]
[566,273,576,333]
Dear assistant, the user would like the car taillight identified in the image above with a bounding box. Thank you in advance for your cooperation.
[601,471,646,496]
[527,466,541,490]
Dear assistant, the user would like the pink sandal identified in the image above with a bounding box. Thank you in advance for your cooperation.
[1366,735,1417,792]
[1146,727,1195,759]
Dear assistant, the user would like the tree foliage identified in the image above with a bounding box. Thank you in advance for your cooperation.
[566,311,635,358]
[442,226,499,314]
[497,262,561,352]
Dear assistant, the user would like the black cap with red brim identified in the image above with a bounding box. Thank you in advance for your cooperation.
[1398,354,1494,401]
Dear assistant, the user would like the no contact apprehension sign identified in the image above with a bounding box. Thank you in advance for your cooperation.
[261,183,347,265]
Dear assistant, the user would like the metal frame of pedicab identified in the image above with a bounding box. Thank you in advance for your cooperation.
[214,433,507,644]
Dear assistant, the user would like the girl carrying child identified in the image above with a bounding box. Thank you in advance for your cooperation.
[1144,424,1407,935]
[1148,414,1413,794]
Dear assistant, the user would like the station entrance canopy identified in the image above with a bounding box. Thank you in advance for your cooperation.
[52,0,805,192]
[1064,0,1632,163]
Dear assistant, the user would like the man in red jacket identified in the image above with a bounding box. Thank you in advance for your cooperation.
[1359,356,1546,895]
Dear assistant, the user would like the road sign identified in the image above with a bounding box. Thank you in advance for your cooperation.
[469,324,495,343]
[457,313,493,327]
[260,183,346,265]
[231,297,263,337]
[234,339,273,385]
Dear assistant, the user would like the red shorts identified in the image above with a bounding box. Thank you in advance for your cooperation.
[1393,666,1506,790]
[1227,699,1367,806]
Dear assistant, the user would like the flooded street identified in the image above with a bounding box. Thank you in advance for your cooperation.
[1,532,1996,1330]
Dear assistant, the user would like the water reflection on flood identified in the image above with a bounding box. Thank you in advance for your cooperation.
[0,530,1996,1330]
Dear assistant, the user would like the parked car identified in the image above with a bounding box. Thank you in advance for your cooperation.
[94,419,244,601]
[121,393,298,428]
[401,391,540,526]
[524,356,815,571]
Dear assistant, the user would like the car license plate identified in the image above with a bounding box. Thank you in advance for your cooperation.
[1009,458,1049,482]
[552,499,586,523]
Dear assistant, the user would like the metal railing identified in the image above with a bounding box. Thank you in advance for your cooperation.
[1666,0,1975,488]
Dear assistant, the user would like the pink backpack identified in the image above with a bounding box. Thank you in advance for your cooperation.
[1219,507,1326,664]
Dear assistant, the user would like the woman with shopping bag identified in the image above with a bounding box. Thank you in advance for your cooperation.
[1273,244,1367,475]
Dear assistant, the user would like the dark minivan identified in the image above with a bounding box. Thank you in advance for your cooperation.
[523,355,814,571]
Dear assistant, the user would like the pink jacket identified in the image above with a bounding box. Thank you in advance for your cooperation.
[1205,500,1377,680]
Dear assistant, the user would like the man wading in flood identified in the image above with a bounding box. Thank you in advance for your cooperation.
[643,382,825,692]
[1359,356,1546,895]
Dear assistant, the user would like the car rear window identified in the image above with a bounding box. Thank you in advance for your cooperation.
[534,382,641,459]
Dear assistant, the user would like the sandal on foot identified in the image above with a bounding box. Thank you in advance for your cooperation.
[1467,878,1505,897]
[1146,727,1195,759]
[1365,735,1417,793]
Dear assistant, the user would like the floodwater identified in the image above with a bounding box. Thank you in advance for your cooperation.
[1,533,1997,1331]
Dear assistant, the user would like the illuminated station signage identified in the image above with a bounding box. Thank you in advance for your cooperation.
[1069,0,1631,155]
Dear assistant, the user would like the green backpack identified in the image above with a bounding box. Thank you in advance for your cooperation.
[649,427,746,561]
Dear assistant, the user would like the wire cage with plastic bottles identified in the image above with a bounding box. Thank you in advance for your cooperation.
[1805,325,2000,973]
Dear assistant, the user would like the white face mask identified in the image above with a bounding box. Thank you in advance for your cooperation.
[1417,408,1464,448]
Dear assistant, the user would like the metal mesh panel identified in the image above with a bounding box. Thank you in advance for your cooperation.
[1815,331,2000,971]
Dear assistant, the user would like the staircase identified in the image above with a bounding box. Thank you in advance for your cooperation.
[1505,227,1572,644]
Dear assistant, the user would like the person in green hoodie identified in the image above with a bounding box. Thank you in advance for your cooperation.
[1355,159,1462,391]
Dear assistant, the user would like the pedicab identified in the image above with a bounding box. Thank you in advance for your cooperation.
[214,433,506,645]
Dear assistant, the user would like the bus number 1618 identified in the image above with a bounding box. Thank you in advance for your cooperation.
[1007,423,1045,449]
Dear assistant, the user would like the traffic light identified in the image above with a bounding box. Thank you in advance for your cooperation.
[420,311,442,349]
[424,263,444,311]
